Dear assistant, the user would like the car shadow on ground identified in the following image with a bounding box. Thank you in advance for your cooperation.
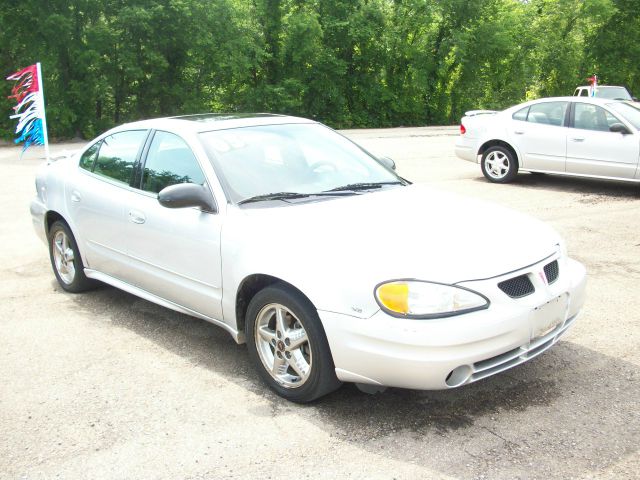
[68,283,640,478]
[473,172,640,199]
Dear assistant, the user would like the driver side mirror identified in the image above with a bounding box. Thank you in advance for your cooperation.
[158,183,217,213]
[378,156,396,170]
[609,123,631,135]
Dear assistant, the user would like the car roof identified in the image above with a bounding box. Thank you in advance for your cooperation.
[516,96,628,108]
[110,113,317,135]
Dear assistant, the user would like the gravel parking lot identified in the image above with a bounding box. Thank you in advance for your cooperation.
[1,127,639,480]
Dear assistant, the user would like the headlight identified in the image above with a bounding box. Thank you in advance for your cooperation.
[374,280,489,319]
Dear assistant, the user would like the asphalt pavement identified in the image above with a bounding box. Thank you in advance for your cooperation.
[1,127,639,479]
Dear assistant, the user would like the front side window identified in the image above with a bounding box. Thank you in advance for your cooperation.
[574,103,623,132]
[142,131,206,194]
[526,102,568,127]
[94,130,148,184]
[79,141,101,171]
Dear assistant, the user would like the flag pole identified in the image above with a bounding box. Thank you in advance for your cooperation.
[36,62,50,162]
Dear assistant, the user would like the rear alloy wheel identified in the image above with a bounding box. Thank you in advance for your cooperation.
[48,220,95,293]
[246,283,341,402]
[481,146,518,183]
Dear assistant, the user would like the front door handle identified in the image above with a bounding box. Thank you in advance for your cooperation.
[128,210,146,224]
[70,191,82,202]
[571,137,585,142]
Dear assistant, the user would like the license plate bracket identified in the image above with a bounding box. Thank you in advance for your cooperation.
[531,293,569,339]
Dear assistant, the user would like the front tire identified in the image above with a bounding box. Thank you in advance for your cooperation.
[48,220,95,293]
[245,283,341,402]
[481,146,518,183]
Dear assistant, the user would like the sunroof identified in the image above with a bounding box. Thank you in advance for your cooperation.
[171,113,284,122]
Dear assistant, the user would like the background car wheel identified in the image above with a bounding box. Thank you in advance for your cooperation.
[481,146,518,183]
[48,220,96,293]
[245,283,342,403]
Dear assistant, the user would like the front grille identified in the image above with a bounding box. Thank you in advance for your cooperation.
[498,275,534,298]
[544,260,559,284]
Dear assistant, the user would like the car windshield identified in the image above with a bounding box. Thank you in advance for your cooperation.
[608,102,640,130]
[198,123,403,204]
[595,87,632,100]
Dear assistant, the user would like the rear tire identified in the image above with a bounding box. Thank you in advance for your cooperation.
[48,220,95,293]
[245,283,341,402]
[481,146,518,183]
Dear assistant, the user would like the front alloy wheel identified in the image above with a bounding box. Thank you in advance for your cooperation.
[254,303,312,387]
[246,283,341,402]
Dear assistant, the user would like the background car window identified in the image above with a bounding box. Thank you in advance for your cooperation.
[79,141,101,171]
[93,130,147,184]
[512,107,529,121]
[574,103,622,132]
[142,131,206,194]
[526,102,568,126]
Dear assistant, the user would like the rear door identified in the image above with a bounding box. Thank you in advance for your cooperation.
[510,101,570,172]
[123,130,224,321]
[68,130,149,279]
[566,102,639,179]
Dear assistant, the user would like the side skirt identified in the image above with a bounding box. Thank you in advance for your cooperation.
[84,269,245,344]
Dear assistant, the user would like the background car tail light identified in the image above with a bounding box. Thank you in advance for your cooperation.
[460,124,466,135]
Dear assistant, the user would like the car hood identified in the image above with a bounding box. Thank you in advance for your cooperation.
[225,184,560,316]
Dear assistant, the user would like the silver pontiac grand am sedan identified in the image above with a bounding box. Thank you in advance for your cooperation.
[31,114,587,402]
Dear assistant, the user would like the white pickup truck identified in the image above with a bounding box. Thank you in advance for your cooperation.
[573,85,636,101]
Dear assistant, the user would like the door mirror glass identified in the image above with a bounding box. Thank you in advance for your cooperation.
[158,183,217,212]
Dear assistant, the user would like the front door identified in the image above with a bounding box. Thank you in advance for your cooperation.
[123,130,224,321]
[566,102,639,179]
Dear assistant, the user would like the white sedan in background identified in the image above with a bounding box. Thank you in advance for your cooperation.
[455,97,640,183]
[31,114,586,402]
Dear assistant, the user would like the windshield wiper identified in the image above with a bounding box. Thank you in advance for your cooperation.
[324,181,404,192]
[237,191,354,205]
[238,192,312,205]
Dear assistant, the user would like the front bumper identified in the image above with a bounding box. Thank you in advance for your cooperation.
[319,256,586,390]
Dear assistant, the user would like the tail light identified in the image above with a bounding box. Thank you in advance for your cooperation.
[460,124,466,135]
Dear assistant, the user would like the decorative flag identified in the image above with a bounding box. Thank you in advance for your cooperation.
[6,62,50,159]
[587,74,598,97]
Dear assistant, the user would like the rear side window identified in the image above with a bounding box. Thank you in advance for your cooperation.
[512,107,529,121]
[94,130,148,185]
[79,142,100,171]
[526,102,568,127]
[141,131,206,194]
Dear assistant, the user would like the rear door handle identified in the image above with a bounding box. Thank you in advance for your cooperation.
[70,191,81,202]
[128,210,146,224]
[514,130,524,135]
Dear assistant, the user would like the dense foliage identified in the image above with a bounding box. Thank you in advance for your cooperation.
[1,0,637,139]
